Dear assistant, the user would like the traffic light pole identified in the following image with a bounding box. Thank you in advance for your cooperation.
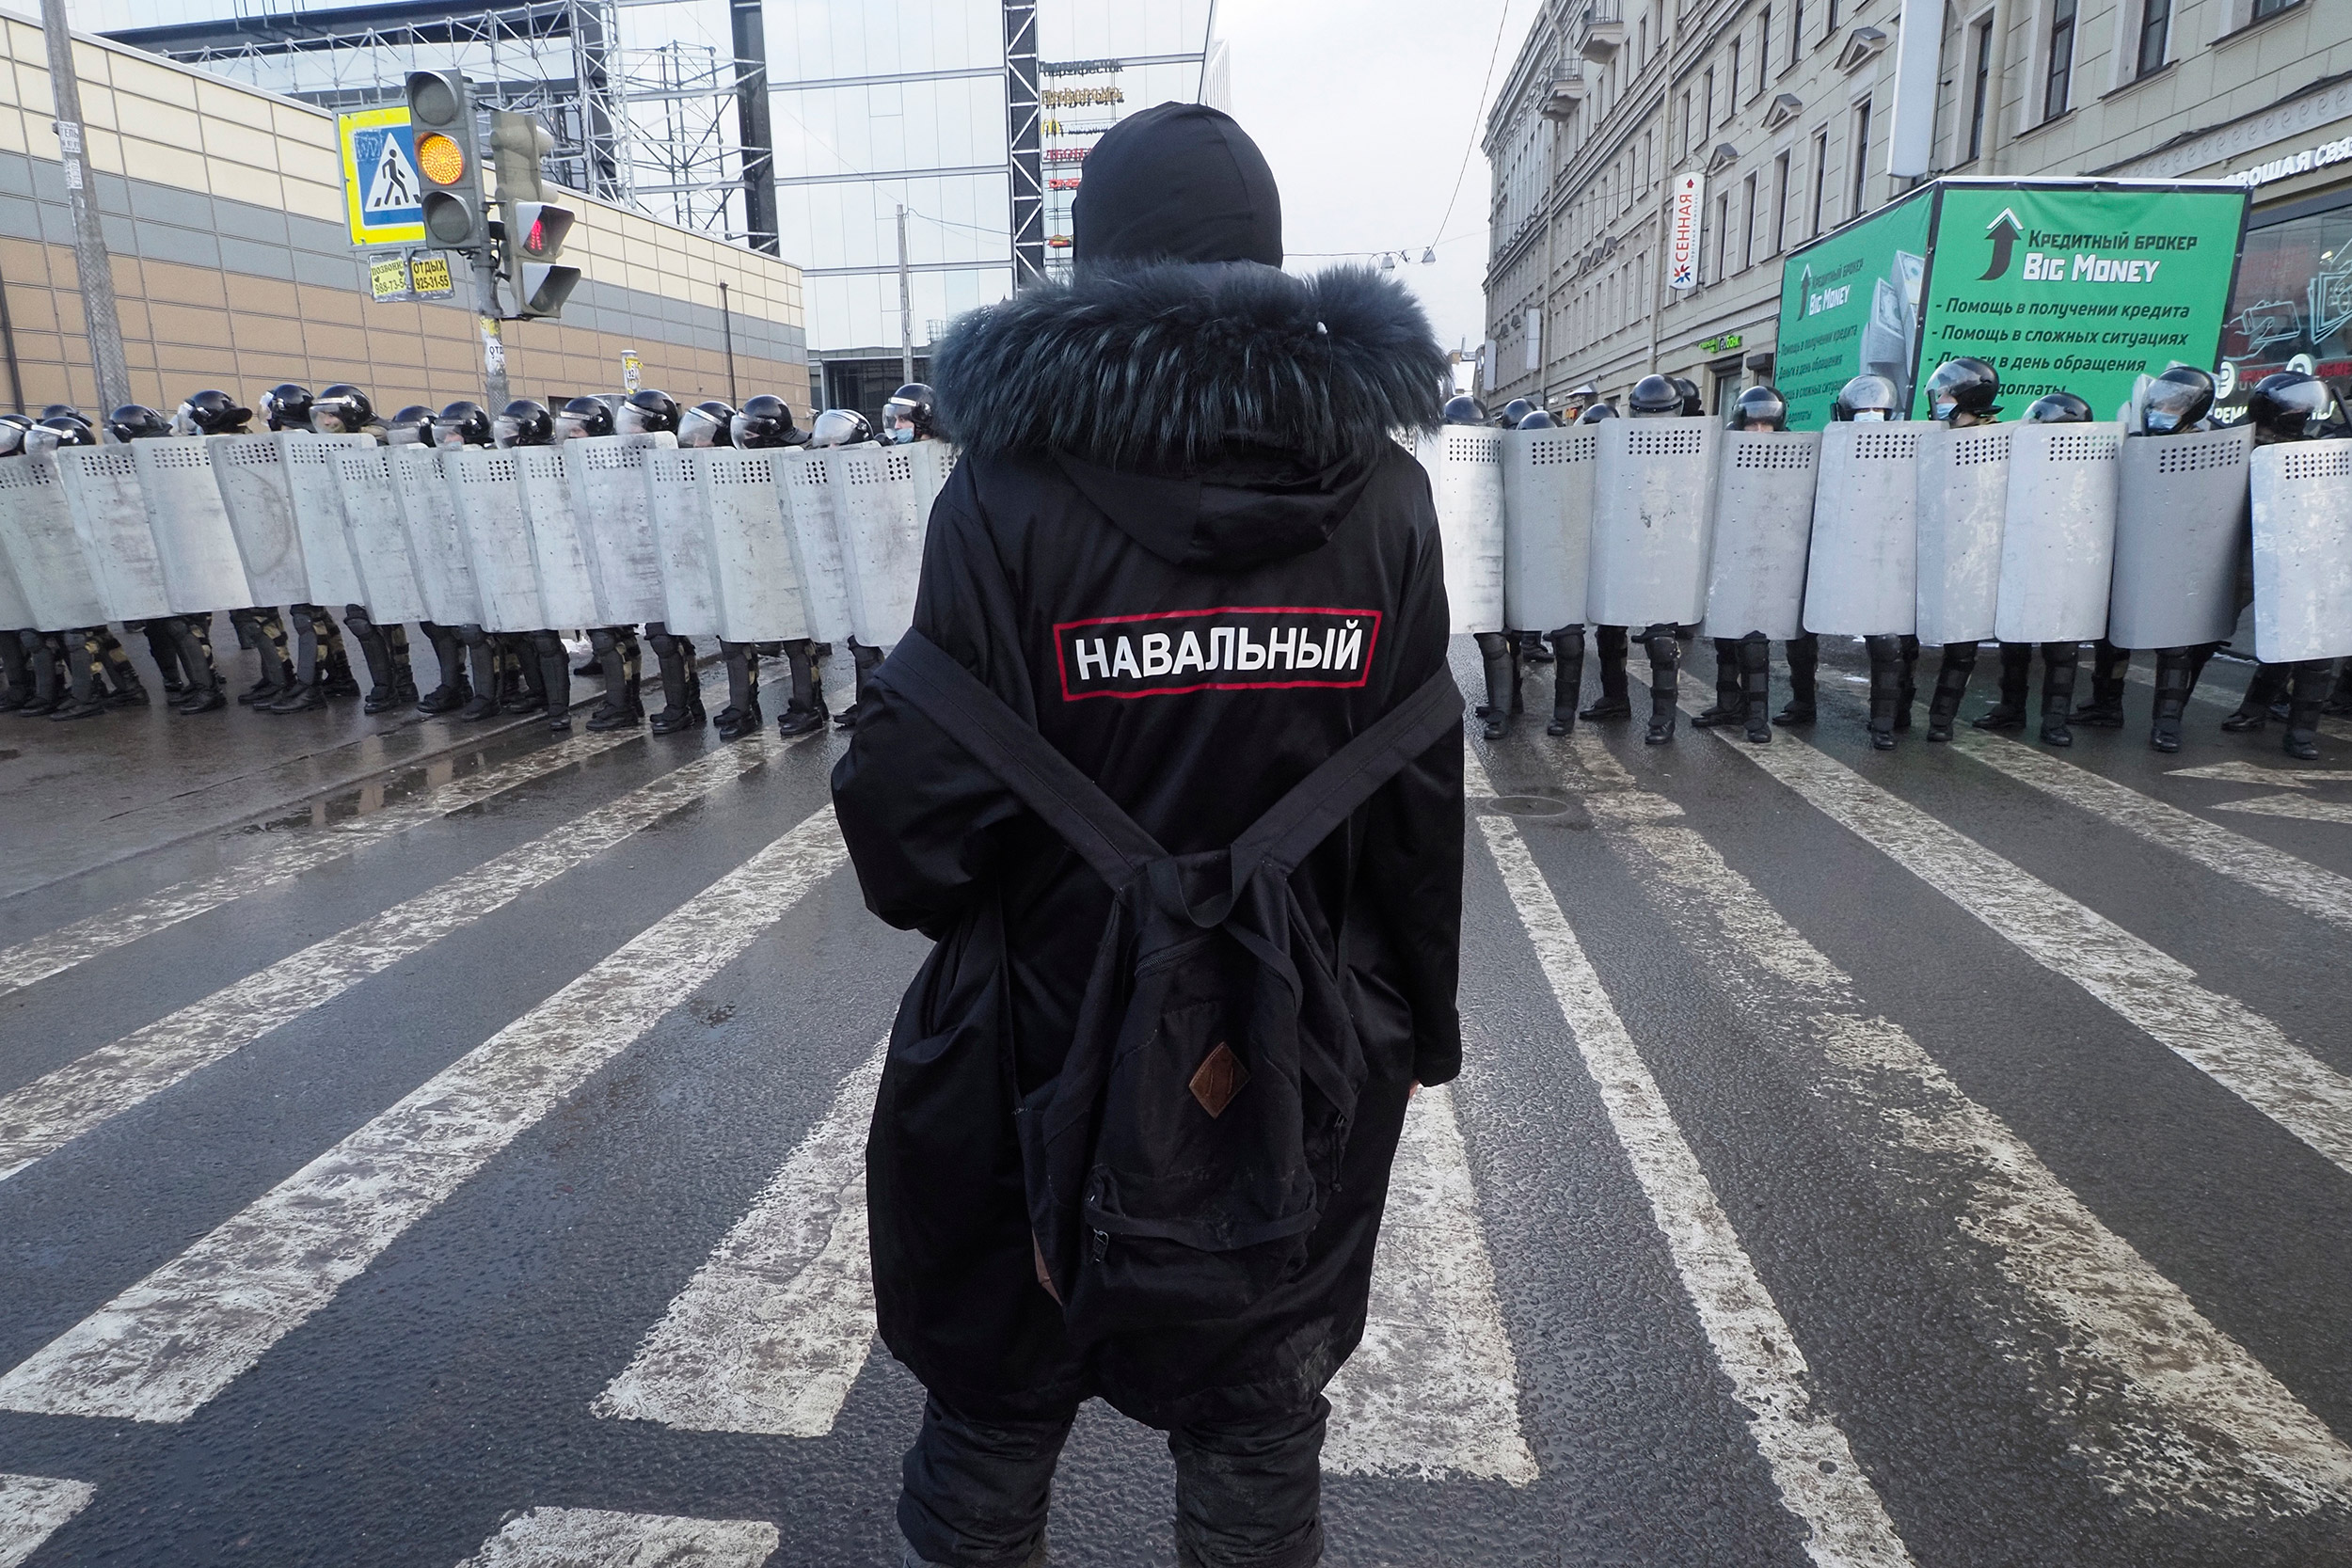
[40,0,131,417]
[475,250,509,410]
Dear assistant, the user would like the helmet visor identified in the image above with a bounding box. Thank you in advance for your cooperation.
[678,408,723,448]
[616,404,658,436]
[171,403,199,436]
[491,415,522,446]
[22,423,59,454]
[553,410,595,441]
[727,413,763,447]
[0,424,23,456]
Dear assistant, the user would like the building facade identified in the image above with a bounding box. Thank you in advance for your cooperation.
[1485,0,2351,411]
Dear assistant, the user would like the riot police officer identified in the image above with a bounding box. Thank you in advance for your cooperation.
[21,416,147,720]
[2107,367,2224,752]
[1972,392,2096,746]
[308,385,419,713]
[1581,372,1688,745]
[258,383,363,713]
[179,388,303,708]
[2224,371,2339,759]
[1824,373,1921,749]
[107,403,230,713]
[730,394,825,739]
[439,400,531,722]
[1441,392,1486,424]
[489,399,579,732]
[567,386,685,732]
[385,405,473,715]
[806,406,884,729]
[1917,356,2002,743]
[642,398,732,734]
[1692,383,1803,744]
[1439,394,1518,738]
[882,383,937,444]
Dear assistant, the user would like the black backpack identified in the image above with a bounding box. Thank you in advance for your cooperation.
[884,630,1462,1348]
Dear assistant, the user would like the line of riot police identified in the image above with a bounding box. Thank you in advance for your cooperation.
[0,379,952,747]
[1430,360,2352,761]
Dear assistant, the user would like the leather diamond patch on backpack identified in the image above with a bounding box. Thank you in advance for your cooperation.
[1189,1042,1249,1117]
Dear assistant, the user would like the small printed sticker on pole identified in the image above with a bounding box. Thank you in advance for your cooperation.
[53,120,80,154]
[621,349,643,392]
[480,316,507,374]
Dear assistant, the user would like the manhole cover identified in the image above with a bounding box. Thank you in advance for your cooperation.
[1485,794,1572,816]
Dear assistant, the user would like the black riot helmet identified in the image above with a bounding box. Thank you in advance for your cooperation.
[2243,371,2334,443]
[177,388,252,435]
[387,404,437,446]
[1497,397,1535,428]
[1441,393,1486,425]
[555,395,614,441]
[1925,357,2000,423]
[261,383,313,431]
[2137,367,2215,436]
[312,384,375,434]
[1729,385,1789,431]
[618,388,681,436]
[1577,402,1618,423]
[1517,408,1559,429]
[806,407,874,449]
[679,399,736,449]
[2025,391,2094,423]
[729,394,801,449]
[25,415,94,453]
[1629,374,1681,417]
[107,404,172,442]
[493,399,554,448]
[1670,375,1703,415]
[882,382,937,442]
[436,400,492,449]
[0,412,33,456]
[1832,373,1902,422]
[37,404,80,423]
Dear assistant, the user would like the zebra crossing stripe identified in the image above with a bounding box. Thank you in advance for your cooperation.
[2213,793,2352,826]
[1469,758,1917,1567]
[454,1507,779,1567]
[0,808,850,1423]
[0,736,787,1185]
[0,729,642,998]
[1699,725,2352,1177]
[1946,728,2352,931]
[0,1473,93,1568]
[1551,731,2352,1512]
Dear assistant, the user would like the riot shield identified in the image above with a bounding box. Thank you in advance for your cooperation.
[2107,425,2253,651]
[702,450,812,643]
[642,449,721,639]
[0,451,105,628]
[280,432,373,608]
[209,434,313,605]
[1912,425,2010,648]
[780,447,854,644]
[391,445,481,626]
[132,436,255,613]
[825,444,929,646]
[1587,417,1721,628]
[0,529,31,631]
[332,445,429,625]
[1703,429,1820,641]
[1414,427,1505,633]
[59,446,172,622]
[2249,436,2352,663]
[1803,423,1920,637]
[562,432,672,626]
[1501,425,1597,633]
[1993,421,2122,644]
[443,448,544,632]
[514,446,600,629]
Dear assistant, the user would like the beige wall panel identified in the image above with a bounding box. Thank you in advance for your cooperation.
[233,313,304,356]
[148,301,230,348]
[143,261,227,309]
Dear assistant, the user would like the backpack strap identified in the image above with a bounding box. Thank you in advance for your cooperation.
[1232,666,1464,882]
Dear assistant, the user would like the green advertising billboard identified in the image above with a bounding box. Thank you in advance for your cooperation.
[1774,180,2249,430]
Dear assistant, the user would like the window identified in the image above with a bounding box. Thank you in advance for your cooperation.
[1715,193,1731,280]
[1704,69,1715,134]
[2137,0,2169,77]
[1742,171,1759,269]
[1811,128,1830,234]
[1966,15,1994,161]
[1726,42,1740,119]
[1827,0,1840,32]
[1639,14,1649,67]
[1680,91,1693,157]
[1791,0,1805,59]
[1851,100,1871,215]
[2044,0,2077,120]
[2252,0,2291,18]
[1759,7,1772,84]
[1772,150,1791,255]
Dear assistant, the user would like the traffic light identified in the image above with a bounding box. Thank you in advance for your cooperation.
[503,200,580,318]
[405,70,487,252]
[487,110,555,202]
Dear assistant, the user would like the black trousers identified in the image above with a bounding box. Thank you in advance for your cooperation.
[900,1389,1327,1568]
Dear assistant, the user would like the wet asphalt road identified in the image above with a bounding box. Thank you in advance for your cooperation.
[1,637,2349,1567]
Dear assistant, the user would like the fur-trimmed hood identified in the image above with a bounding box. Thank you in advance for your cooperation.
[930,261,1448,473]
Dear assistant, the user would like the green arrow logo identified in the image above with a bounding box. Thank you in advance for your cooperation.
[1980,208,2023,281]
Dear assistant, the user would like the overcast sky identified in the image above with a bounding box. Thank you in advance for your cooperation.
[1220,0,1535,356]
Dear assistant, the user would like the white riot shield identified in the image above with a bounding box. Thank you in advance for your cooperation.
[514,446,600,628]
[444,448,544,632]
[779,447,854,644]
[1587,417,1720,628]
[702,450,812,642]
[391,445,480,626]
[1415,428,1505,634]
[642,449,721,638]
[1704,430,1820,641]
[133,436,255,613]
[1994,422,2122,644]
[1912,425,2011,647]
[826,444,929,646]
[1804,423,1921,636]
[2249,437,2352,663]
[0,530,31,629]
[562,433,672,626]
[280,432,373,607]
[332,445,428,625]
[0,451,105,628]
[59,446,171,622]
[1501,425,1597,632]
[2107,425,2254,651]
[209,434,313,605]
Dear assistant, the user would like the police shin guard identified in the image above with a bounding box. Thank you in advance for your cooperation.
[1896,635,1920,733]
[716,641,765,740]
[2150,647,2197,753]
[141,621,185,694]
[2074,639,2129,727]
[1642,624,1679,745]
[1692,638,1745,728]
[2222,662,2287,732]
[505,639,548,715]
[1547,625,1585,736]
[2283,659,2330,761]
[267,605,334,713]
[647,627,703,733]
[2039,641,2079,746]
[1581,625,1632,721]
[776,640,828,738]
[1974,642,2032,730]
[458,630,502,721]
[11,633,61,717]
[533,631,573,731]
[0,629,30,710]
[46,629,109,721]
[1776,633,1819,726]
[347,609,399,713]
[168,617,225,714]
[1736,633,1772,743]
[1864,634,1905,750]
[1927,641,1979,742]
[587,628,644,732]
[1474,632,1514,740]
[315,608,359,697]
[2328,659,2352,718]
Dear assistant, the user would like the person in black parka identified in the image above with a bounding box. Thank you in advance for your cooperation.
[831,103,1464,1568]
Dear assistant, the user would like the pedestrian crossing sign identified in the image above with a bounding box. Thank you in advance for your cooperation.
[339,106,428,249]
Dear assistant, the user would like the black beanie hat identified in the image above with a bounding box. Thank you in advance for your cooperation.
[1072,102,1282,273]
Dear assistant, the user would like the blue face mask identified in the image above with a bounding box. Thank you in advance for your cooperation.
[888,424,915,444]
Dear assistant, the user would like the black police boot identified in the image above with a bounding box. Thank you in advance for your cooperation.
[2222,663,2287,732]
[266,678,328,714]
[1893,635,1919,733]
[1547,624,1585,736]
[1973,642,2032,730]
[716,692,764,741]
[1475,632,1514,741]
[1737,633,1772,744]
[418,680,469,716]
[1642,625,1679,745]
[321,642,361,699]
[1926,642,1979,742]
[1864,634,1904,751]
[140,623,185,695]
[588,675,644,733]
[2149,647,2195,753]
[2039,641,2079,747]
[573,656,602,677]
[648,634,703,733]
[2073,639,2129,727]
[358,623,401,713]
[1520,628,1553,665]
[2283,659,2329,761]
[1692,638,1745,728]
[2327,660,2352,718]
[536,635,574,733]
[1580,625,1632,721]
[1775,633,1819,726]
